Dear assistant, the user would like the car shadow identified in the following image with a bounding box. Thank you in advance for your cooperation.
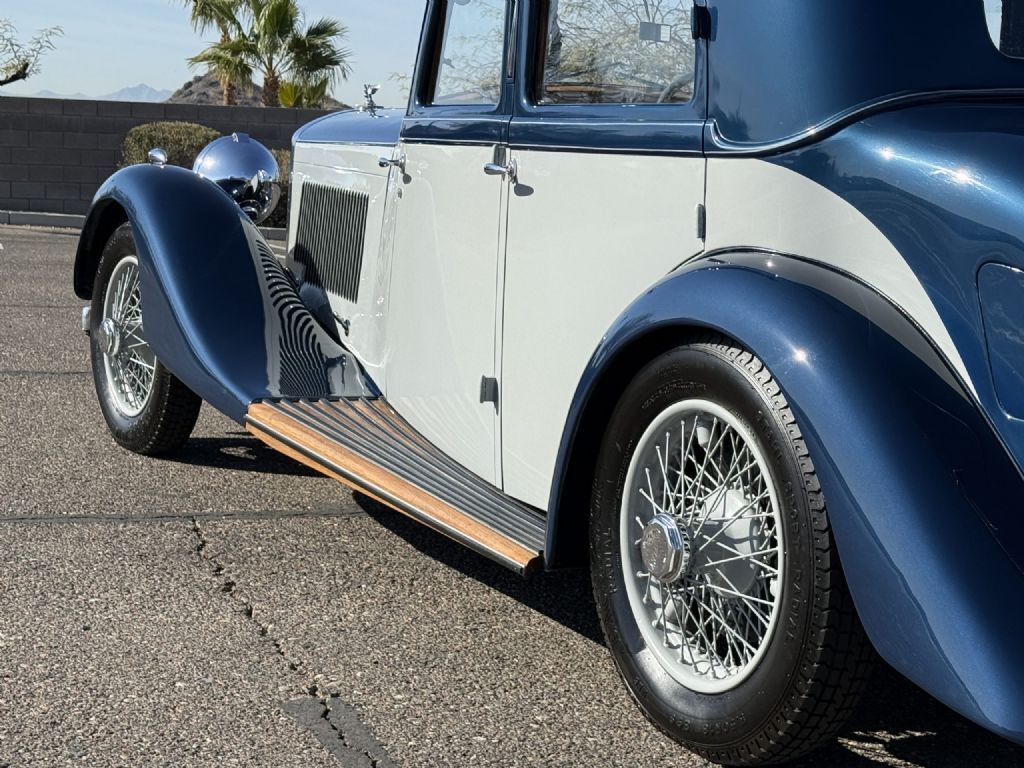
[353,492,605,644]
[354,492,1024,767]
[159,433,322,478]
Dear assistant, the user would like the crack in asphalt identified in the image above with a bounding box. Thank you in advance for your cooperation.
[0,507,364,526]
[189,517,396,768]
[0,303,83,309]
[0,370,90,378]
[282,697,397,768]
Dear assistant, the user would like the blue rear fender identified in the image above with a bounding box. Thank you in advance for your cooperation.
[74,163,371,422]
[549,252,1024,744]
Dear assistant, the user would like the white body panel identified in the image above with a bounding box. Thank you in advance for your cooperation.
[384,142,506,485]
[289,142,396,387]
[500,150,706,508]
[704,159,974,394]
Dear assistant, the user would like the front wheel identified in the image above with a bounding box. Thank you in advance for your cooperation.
[89,223,201,455]
[590,336,873,766]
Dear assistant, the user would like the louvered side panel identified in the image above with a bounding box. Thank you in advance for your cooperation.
[293,181,369,303]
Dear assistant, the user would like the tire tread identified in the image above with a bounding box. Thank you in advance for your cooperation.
[687,333,874,766]
[91,223,202,457]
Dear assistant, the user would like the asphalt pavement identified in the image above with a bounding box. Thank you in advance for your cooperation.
[1,225,1022,767]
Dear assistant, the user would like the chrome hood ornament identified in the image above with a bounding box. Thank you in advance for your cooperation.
[362,83,381,116]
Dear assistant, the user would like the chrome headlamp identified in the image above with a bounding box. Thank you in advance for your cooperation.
[193,133,281,225]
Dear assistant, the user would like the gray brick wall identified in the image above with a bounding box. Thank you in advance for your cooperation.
[0,96,331,216]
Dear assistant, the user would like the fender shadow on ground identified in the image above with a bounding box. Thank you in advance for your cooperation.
[353,492,1024,768]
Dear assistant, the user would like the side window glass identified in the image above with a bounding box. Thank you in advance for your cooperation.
[539,0,696,105]
[986,0,1024,57]
[432,0,508,106]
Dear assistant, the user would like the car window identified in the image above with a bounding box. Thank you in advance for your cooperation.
[538,0,696,105]
[432,0,508,106]
[985,0,1024,57]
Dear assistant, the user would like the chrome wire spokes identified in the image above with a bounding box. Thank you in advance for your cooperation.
[621,400,783,694]
[101,256,155,417]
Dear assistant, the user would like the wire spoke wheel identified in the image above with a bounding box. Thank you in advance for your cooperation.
[89,224,201,455]
[593,340,872,763]
[620,399,783,693]
[99,255,155,418]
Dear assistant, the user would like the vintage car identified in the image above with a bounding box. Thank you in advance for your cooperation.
[72,0,1024,764]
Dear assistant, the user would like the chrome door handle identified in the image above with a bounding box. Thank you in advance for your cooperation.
[483,159,517,182]
[378,154,406,171]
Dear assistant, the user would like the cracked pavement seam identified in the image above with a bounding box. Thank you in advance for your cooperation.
[189,517,396,768]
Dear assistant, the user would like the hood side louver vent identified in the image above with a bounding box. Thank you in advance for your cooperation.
[293,181,369,303]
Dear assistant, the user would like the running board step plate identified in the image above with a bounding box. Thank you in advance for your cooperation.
[245,398,546,575]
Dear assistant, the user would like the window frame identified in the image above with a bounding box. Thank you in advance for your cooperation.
[532,0,698,109]
[429,0,510,107]
[509,0,706,154]
[984,0,1024,59]
[518,0,706,123]
[407,0,517,122]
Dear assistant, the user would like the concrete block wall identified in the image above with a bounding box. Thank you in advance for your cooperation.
[0,97,331,216]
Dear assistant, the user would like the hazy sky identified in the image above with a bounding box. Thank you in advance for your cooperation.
[2,1,1009,107]
[1,0,426,107]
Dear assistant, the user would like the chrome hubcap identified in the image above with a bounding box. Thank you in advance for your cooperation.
[101,255,155,418]
[641,514,691,582]
[97,317,122,357]
[621,399,784,694]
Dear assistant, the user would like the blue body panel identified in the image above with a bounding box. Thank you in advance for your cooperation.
[767,104,1024,557]
[293,108,404,146]
[550,253,1024,743]
[707,0,1024,149]
[77,164,372,422]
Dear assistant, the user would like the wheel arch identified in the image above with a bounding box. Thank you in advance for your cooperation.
[72,164,373,422]
[546,251,1024,745]
[547,320,725,569]
[74,197,129,300]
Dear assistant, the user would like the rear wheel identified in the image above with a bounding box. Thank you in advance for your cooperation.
[89,223,201,455]
[590,335,873,765]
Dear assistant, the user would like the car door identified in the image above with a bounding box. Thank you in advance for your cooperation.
[385,0,515,485]
[500,0,709,507]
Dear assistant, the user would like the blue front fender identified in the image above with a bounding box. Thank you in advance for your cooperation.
[75,164,371,422]
[551,251,1024,744]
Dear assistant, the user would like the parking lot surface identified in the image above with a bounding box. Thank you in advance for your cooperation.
[1,225,1022,767]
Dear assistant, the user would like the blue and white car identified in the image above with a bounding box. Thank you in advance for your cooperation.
[74,0,1024,763]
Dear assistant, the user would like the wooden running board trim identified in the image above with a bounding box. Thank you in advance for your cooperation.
[246,401,542,574]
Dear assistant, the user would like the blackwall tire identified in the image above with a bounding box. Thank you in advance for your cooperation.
[590,334,874,766]
[89,223,201,456]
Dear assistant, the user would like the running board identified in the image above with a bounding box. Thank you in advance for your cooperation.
[245,398,546,575]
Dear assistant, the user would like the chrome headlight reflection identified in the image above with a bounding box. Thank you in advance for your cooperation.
[193,133,281,225]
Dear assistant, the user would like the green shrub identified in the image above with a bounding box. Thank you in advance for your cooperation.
[121,123,292,231]
[121,121,221,168]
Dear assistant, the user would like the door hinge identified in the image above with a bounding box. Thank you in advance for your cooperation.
[692,4,711,40]
[696,203,707,241]
[480,376,499,406]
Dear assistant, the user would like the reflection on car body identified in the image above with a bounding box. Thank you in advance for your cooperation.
[73,1,1024,764]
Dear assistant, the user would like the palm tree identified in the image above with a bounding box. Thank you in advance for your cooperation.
[278,77,329,108]
[178,0,246,106]
[187,0,352,108]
